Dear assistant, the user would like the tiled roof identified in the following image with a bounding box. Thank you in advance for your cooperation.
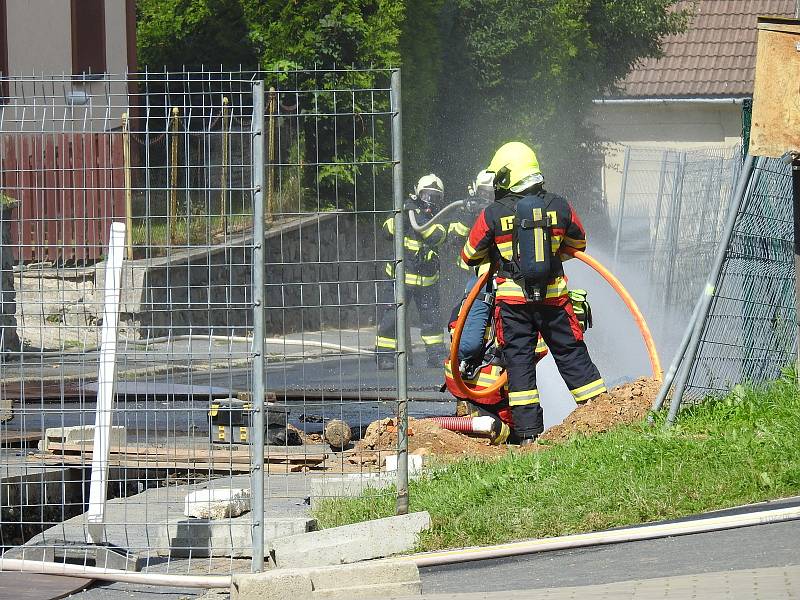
[617,0,796,98]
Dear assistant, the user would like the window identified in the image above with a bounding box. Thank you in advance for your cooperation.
[71,0,106,76]
[0,0,8,99]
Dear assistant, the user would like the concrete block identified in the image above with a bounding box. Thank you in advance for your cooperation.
[383,454,424,474]
[309,473,395,508]
[184,488,251,519]
[231,559,421,600]
[270,512,431,568]
[0,397,11,422]
[38,425,125,452]
[159,515,316,558]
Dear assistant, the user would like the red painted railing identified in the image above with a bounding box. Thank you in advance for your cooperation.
[0,133,125,262]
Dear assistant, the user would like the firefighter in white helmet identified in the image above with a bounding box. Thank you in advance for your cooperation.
[376,174,448,369]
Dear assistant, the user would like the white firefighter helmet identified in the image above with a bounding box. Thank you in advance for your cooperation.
[414,173,444,196]
[470,169,495,200]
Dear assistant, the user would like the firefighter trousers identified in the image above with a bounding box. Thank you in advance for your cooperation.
[376,281,445,356]
[498,298,606,438]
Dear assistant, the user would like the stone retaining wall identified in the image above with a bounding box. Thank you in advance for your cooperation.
[108,211,383,338]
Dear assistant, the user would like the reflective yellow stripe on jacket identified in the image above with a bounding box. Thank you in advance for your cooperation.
[496,277,569,301]
[385,263,439,286]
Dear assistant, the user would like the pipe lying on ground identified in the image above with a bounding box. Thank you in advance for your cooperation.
[0,558,231,588]
[3,503,798,585]
[406,504,800,568]
[426,415,495,435]
[23,335,371,358]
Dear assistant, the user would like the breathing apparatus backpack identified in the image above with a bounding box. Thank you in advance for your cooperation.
[502,191,560,302]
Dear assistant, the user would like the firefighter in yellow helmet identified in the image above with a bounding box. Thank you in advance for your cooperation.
[376,174,448,369]
[460,142,606,443]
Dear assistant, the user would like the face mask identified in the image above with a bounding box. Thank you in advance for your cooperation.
[417,189,442,212]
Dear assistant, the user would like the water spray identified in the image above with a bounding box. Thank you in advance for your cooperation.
[448,248,662,403]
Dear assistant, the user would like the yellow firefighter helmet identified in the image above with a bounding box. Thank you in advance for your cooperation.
[486,142,544,193]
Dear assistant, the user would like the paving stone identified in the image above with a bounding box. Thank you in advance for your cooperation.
[270,512,431,568]
[231,559,421,600]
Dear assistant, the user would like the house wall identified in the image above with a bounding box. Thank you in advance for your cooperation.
[592,102,743,210]
[1,0,132,132]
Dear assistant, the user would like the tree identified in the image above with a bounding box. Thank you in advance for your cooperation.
[136,0,689,208]
[424,0,690,207]
[137,0,258,70]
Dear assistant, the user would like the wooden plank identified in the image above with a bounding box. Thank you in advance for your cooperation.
[86,133,100,260]
[750,19,800,157]
[46,442,326,465]
[44,136,59,262]
[3,136,20,255]
[0,572,92,600]
[71,134,86,260]
[21,137,37,262]
[0,431,41,446]
[30,453,321,474]
[58,134,75,261]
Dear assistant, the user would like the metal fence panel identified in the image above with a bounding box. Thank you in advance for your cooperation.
[0,69,409,577]
[683,157,795,399]
[609,145,742,361]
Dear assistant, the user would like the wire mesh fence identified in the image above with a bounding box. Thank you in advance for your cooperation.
[605,145,743,364]
[0,69,429,576]
[682,156,795,400]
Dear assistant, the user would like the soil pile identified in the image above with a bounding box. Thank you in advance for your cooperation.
[356,417,505,459]
[538,377,660,443]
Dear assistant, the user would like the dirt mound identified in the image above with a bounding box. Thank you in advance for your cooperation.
[350,378,660,462]
[538,377,660,443]
[356,417,505,459]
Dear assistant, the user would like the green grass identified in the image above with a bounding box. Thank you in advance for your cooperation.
[314,376,800,552]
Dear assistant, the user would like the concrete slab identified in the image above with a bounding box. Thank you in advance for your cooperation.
[270,512,431,568]
[231,559,421,600]
[38,425,125,452]
[184,488,251,519]
[160,515,316,558]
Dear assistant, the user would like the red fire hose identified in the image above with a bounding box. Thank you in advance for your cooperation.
[448,248,663,402]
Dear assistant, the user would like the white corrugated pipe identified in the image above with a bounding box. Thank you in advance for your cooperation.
[3,504,797,586]
[0,559,230,588]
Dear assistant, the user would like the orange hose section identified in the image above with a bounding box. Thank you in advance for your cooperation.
[448,249,662,402]
[562,248,662,380]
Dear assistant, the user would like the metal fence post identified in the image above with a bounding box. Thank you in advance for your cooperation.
[792,153,800,383]
[651,150,669,253]
[267,88,277,223]
[390,70,409,516]
[664,155,757,426]
[613,146,631,266]
[663,152,686,310]
[250,80,267,570]
[122,113,134,260]
[220,96,229,226]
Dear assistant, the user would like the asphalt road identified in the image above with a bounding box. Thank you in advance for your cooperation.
[420,501,800,593]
